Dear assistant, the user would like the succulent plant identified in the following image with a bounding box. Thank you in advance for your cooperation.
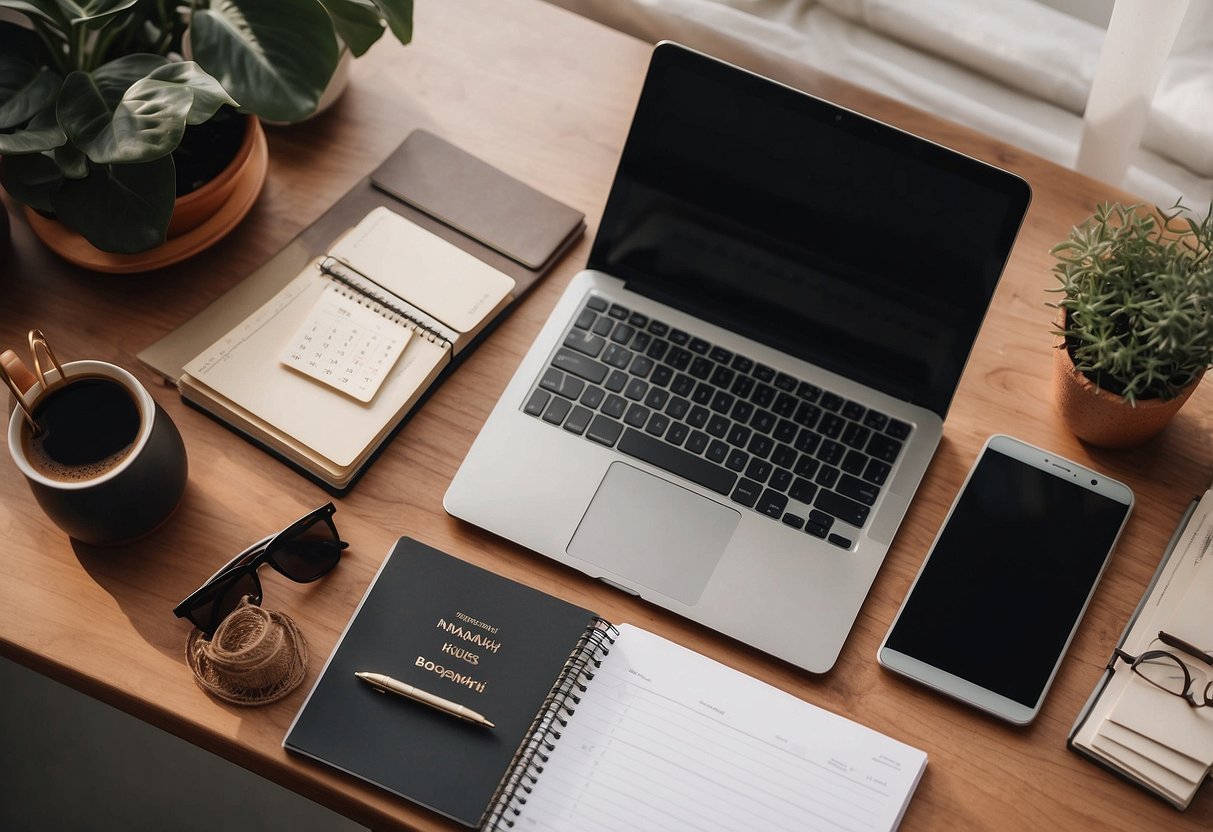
[1048,201,1213,404]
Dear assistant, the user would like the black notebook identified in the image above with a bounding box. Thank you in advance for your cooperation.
[285,539,927,830]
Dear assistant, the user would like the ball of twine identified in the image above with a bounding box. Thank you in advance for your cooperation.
[186,596,307,706]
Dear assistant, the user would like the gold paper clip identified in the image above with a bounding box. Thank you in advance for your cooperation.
[1,329,65,435]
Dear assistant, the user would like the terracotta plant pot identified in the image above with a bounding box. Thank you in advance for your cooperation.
[1052,341,1201,448]
[23,114,268,274]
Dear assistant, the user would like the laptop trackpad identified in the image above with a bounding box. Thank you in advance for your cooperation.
[567,462,740,605]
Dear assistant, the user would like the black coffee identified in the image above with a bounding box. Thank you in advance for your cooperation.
[21,376,141,481]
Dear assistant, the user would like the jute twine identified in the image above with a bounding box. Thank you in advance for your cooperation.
[186,596,307,706]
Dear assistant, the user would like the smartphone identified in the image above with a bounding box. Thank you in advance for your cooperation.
[878,434,1133,724]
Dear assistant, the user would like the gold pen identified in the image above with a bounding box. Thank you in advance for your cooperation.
[355,671,495,728]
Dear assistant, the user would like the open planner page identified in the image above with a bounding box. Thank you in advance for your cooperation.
[517,625,926,832]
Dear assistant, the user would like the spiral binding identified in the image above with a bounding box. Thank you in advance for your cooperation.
[482,619,619,830]
[317,256,452,348]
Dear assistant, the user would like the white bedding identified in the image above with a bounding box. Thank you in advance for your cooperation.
[547,0,1213,209]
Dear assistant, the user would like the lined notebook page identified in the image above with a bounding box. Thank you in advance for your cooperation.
[517,625,925,832]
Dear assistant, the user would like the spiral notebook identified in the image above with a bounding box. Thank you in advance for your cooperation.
[284,538,927,830]
[177,206,515,491]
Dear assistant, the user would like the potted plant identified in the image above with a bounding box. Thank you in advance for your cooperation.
[1048,201,1213,448]
[0,1,413,257]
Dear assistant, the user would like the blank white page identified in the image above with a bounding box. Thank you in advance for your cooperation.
[517,625,926,832]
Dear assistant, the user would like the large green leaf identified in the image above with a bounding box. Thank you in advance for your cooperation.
[58,0,139,27]
[190,0,339,123]
[0,23,62,129]
[0,1,70,30]
[367,0,412,45]
[52,155,175,252]
[0,149,61,212]
[318,0,385,57]
[57,55,209,164]
[0,106,65,153]
[142,61,238,125]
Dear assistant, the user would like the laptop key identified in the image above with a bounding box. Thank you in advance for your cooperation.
[592,316,613,337]
[866,433,903,463]
[789,476,817,504]
[543,397,571,425]
[564,406,593,435]
[886,418,912,439]
[602,343,632,369]
[574,308,597,329]
[828,534,853,550]
[815,465,840,489]
[624,378,648,400]
[841,449,867,476]
[841,401,865,421]
[667,422,690,446]
[586,296,608,313]
[782,512,805,530]
[646,338,669,361]
[706,440,729,463]
[601,394,627,419]
[618,428,736,495]
[806,509,834,538]
[580,386,606,409]
[730,478,762,508]
[586,415,622,446]
[646,413,671,437]
[863,458,891,485]
[769,467,793,492]
[623,403,650,428]
[757,489,788,518]
[745,458,772,483]
[524,389,550,416]
[608,303,630,320]
[540,368,564,393]
[610,323,636,345]
[553,348,608,384]
[815,489,870,527]
[725,448,749,472]
[685,430,709,454]
[605,370,628,393]
[837,474,879,506]
[863,409,889,431]
[563,329,605,357]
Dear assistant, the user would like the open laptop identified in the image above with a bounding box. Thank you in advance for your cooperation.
[445,42,1031,673]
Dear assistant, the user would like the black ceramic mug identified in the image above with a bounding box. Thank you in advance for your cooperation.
[4,351,188,546]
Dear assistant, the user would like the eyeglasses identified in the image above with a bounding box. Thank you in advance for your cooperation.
[1113,631,1213,709]
[173,503,349,637]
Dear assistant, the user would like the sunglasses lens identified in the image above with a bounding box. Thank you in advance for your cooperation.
[273,518,343,581]
[192,570,261,635]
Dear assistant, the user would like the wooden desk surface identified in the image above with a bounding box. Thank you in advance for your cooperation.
[2,1,1210,828]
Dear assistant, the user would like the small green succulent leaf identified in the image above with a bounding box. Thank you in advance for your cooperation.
[51,155,175,253]
[0,150,62,212]
[190,0,338,123]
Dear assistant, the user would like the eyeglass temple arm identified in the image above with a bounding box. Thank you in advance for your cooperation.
[1157,631,1213,666]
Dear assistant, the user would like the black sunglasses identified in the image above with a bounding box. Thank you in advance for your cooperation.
[173,503,349,637]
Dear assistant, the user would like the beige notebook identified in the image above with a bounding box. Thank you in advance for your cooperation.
[179,207,515,490]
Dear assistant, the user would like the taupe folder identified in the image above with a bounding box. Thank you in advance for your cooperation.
[139,130,584,492]
[140,130,585,384]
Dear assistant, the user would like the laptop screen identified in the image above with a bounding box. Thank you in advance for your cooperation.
[589,43,1031,418]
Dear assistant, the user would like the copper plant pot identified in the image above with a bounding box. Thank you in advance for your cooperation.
[1053,341,1201,448]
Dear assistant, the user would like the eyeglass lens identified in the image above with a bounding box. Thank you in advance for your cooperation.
[1134,651,1213,706]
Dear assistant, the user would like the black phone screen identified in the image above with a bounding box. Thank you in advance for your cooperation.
[884,447,1131,707]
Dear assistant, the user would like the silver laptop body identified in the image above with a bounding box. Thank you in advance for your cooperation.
[445,43,1030,673]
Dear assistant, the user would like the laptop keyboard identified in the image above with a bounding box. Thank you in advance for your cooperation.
[521,295,912,549]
